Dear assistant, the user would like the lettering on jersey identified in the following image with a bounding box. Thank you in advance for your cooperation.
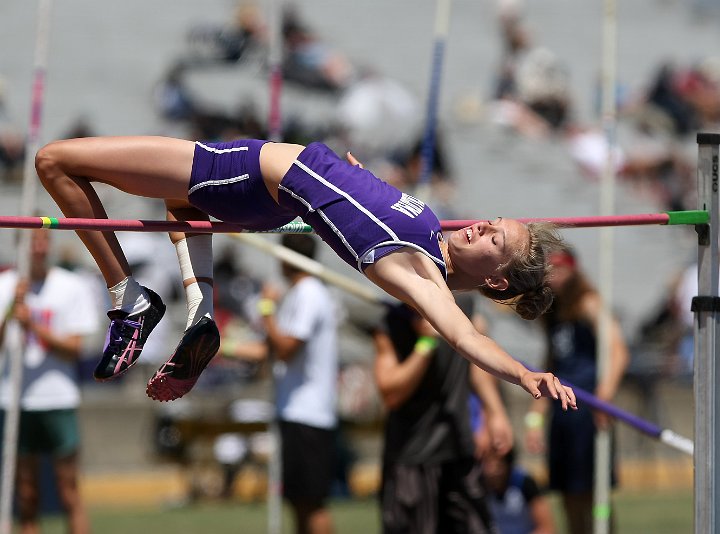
[390,193,425,218]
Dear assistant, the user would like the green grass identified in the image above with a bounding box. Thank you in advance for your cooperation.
[607,491,693,534]
[28,490,691,534]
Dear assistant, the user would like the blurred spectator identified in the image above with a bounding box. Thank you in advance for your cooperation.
[0,228,100,534]
[487,3,698,214]
[489,44,573,138]
[669,261,697,378]
[153,62,267,141]
[524,246,629,534]
[254,233,340,534]
[0,77,25,182]
[489,10,698,213]
[567,127,696,212]
[334,72,421,157]
[626,259,697,385]
[154,62,200,124]
[373,294,512,534]
[633,59,720,139]
[494,0,533,101]
[514,47,573,132]
[482,447,556,534]
[282,4,356,92]
[185,1,267,65]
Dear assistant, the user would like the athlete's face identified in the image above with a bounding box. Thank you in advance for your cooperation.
[448,217,529,288]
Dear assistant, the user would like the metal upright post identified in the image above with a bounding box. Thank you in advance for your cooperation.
[693,132,720,534]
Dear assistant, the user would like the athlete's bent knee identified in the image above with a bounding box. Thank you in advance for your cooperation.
[35,141,67,187]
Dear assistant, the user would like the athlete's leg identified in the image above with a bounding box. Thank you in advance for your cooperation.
[166,201,214,329]
[144,200,220,402]
[35,136,195,287]
[36,136,192,380]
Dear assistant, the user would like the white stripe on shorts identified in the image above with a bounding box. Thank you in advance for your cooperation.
[188,174,249,195]
[195,141,249,154]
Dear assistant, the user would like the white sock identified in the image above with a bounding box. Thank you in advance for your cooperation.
[108,276,149,315]
[175,235,214,329]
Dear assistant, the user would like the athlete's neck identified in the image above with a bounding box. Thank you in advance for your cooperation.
[439,240,453,276]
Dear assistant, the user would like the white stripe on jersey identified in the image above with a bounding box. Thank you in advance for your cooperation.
[317,207,359,260]
[359,240,447,273]
[287,158,446,274]
[278,184,315,212]
[292,159,400,241]
[279,183,360,260]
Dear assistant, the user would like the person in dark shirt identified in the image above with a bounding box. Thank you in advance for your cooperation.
[373,294,513,534]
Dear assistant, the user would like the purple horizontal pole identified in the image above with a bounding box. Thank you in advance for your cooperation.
[525,363,660,437]
[526,363,693,455]
[573,386,661,437]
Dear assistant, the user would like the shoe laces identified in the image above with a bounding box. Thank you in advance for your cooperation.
[106,317,141,354]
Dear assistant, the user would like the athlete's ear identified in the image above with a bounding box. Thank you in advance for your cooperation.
[484,275,509,291]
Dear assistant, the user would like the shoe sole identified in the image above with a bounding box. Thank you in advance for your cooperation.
[146,325,220,402]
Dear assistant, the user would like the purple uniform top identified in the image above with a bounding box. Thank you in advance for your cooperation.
[188,139,447,279]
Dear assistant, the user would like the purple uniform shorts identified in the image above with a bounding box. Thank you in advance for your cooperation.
[188,139,296,231]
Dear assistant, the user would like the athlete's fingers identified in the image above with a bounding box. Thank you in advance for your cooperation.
[555,377,569,410]
[564,385,578,409]
[543,374,560,401]
[346,151,364,169]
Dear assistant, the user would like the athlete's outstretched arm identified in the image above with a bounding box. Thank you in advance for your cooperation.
[365,252,577,409]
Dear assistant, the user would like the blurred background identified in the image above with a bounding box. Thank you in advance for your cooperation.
[1,0,719,532]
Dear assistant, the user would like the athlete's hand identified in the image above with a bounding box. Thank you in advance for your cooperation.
[346,152,364,169]
[520,371,577,411]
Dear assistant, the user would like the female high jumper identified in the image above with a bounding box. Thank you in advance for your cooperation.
[35,136,576,410]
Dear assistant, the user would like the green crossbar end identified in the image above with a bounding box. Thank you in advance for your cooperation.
[666,210,710,225]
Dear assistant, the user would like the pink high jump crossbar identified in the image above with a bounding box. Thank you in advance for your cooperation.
[0,210,707,233]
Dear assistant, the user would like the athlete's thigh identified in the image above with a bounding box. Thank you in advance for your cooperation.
[49,135,195,199]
